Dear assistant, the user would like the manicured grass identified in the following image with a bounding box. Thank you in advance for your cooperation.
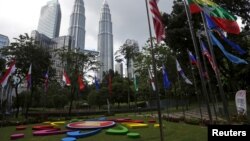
[0,116,207,141]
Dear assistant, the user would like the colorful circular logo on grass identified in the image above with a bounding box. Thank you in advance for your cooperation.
[67,121,115,129]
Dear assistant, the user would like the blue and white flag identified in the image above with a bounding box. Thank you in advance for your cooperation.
[176,59,193,85]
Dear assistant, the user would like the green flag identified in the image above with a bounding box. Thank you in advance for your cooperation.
[134,75,138,92]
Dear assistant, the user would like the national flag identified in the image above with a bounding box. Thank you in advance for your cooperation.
[188,0,240,34]
[148,69,156,91]
[0,61,16,88]
[94,76,100,91]
[26,64,32,90]
[149,0,165,43]
[188,0,201,14]
[212,30,246,55]
[78,74,85,91]
[134,75,139,92]
[200,40,217,72]
[209,32,248,64]
[162,65,170,89]
[218,32,246,55]
[205,14,246,55]
[187,49,197,66]
[62,70,71,86]
[204,13,217,29]
[108,74,112,95]
[176,59,192,85]
[44,70,49,92]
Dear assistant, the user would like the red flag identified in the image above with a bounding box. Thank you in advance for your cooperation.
[62,70,71,86]
[78,75,85,91]
[108,74,112,95]
[188,0,202,14]
[149,0,165,43]
[0,60,16,87]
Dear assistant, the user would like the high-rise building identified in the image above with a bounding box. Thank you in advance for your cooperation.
[31,30,98,82]
[68,0,86,51]
[115,63,123,76]
[37,0,61,39]
[0,34,9,48]
[98,0,113,79]
[125,39,139,79]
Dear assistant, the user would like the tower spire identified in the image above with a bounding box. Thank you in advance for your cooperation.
[68,0,86,51]
[98,0,113,79]
[103,0,108,5]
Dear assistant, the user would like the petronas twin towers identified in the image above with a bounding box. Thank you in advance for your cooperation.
[38,0,113,79]
[69,0,113,79]
[68,0,86,51]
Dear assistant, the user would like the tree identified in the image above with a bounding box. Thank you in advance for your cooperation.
[115,39,139,108]
[0,33,53,118]
[162,0,250,107]
[0,58,6,73]
[58,48,99,117]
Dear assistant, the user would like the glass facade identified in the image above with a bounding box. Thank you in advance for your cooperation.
[0,34,9,48]
[37,0,61,38]
[98,0,113,79]
[68,0,86,50]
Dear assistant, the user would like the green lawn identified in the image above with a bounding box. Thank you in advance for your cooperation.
[0,116,207,141]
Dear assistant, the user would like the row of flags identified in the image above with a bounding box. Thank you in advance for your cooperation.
[188,0,240,34]
[0,62,86,94]
[145,0,247,93]
[62,70,85,92]
[0,62,48,91]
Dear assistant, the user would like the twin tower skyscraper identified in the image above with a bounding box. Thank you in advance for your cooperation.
[37,0,113,79]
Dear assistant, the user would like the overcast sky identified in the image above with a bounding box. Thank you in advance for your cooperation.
[0,0,173,52]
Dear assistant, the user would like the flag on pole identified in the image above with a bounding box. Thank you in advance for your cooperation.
[148,69,156,91]
[0,61,16,88]
[187,49,197,66]
[188,0,240,34]
[209,32,248,64]
[149,0,165,43]
[200,40,217,72]
[62,70,71,86]
[44,70,49,92]
[78,74,85,91]
[26,64,32,90]
[188,0,202,14]
[176,59,193,85]
[204,14,246,55]
[162,65,170,89]
[134,75,139,92]
[94,76,100,91]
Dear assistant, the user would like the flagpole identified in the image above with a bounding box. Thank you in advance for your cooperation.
[0,87,3,109]
[200,12,230,122]
[145,0,164,140]
[187,49,203,122]
[183,0,213,123]
[176,63,186,119]
[197,36,218,121]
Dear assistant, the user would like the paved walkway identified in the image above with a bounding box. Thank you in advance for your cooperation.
[143,106,226,122]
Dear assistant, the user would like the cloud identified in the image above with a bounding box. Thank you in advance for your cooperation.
[0,0,173,53]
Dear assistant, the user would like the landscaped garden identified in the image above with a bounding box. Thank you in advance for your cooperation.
[0,115,208,141]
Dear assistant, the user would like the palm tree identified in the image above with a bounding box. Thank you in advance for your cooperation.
[115,39,139,108]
